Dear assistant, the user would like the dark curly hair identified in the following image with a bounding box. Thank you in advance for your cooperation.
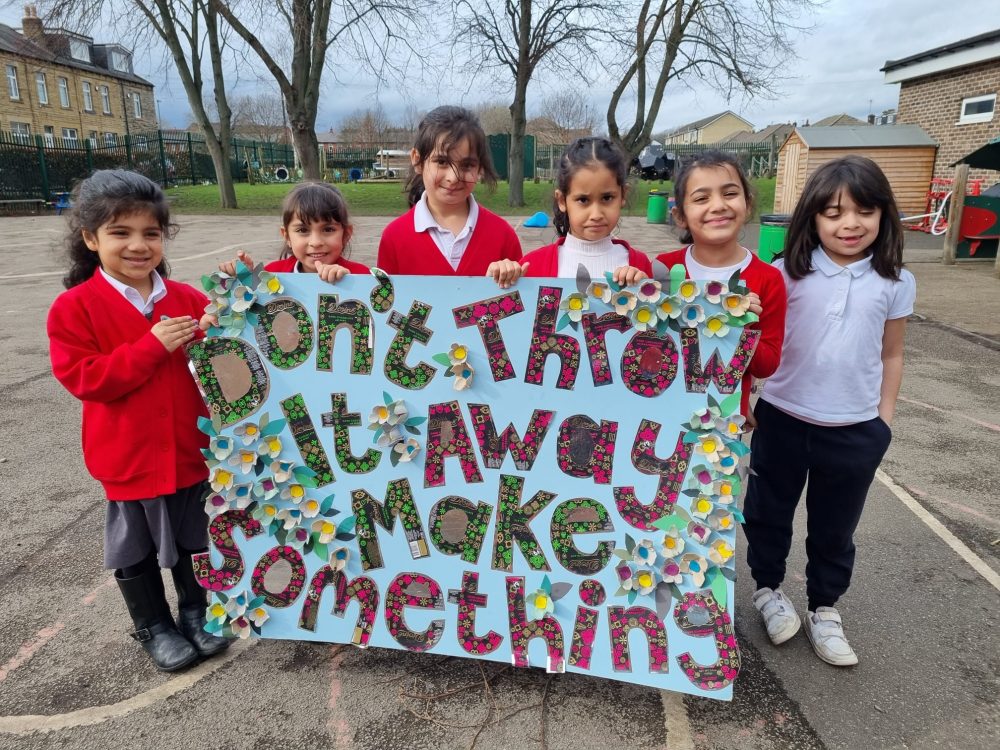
[63,169,175,289]
[552,137,630,237]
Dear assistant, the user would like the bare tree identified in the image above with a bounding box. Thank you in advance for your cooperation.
[536,90,597,143]
[473,101,512,136]
[453,1,613,206]
[338,104,388,144]
[211,0,427,179]
[43,0,241,207]
[229,93,288,143]
[608,0,814,161]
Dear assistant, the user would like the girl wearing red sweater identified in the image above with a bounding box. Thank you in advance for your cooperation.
[376,106,523,288]
[221,181,368,280]
[521,137,651,283]
[47,170,228,672]
[655,151,787,418]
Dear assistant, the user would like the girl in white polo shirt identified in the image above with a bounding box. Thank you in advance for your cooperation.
[744,156,916,667]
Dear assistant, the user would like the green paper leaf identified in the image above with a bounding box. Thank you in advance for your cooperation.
[200,275,215,292]
[742,310,759,324]
[651,259,670,282]
[405,425,420,436]
[432,353,452,367]
[275,528,287,545]
[541,574,552,594]
[197,416,217,437]
[390,451,400,467]
[248,595,266,609]
[201,448,214,461]
[245,312,259,327]
[215,592,230,604]
[383,391,393,406]
[613,549,631,560]
[293,465,318,479]
[655,582,672,620]
[730,508,746,524]
[253,458,265,476]
[550,582,572,601]
[652,514,688,532]
[624,534,636,553]
[682,430,702,444]
[204,618,223,634]
[728,440,750,457]
[719,391,741,416]
[211,412,223,434]
[710,568,728,609]
[674,507,694,524]
[556,313,571,331]
[669,263,686,294]
[575,262,591,295]
[614,585,628,597]
[405,417,426,427]
[320,494,335,514]
[313,542,328,561]
[260,418,286,437]
[707,393,721,411]
[444,369,455,377]
[727,269,742,292]
[682,489,701,497]
[627,589,638,605]
[372,426,383,444]
[338,515,356,533]
[604,270,622,292]
[721,567,737,582]
[335,531,356,542]
[669,583,683,602]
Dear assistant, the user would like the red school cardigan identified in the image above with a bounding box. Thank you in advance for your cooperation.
[655,248,787,416]
[376,206,522,275]
[520,237,653,277]
[47,271,210,501]
[264,256,370,274]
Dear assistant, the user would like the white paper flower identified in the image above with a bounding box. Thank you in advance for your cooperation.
[276,507,302,530]
[253,476,280,501]
[677,280,699,302]
[703,313,730,338]
[632,539,658,567]
[329,546,350,572]
[247,605,270,628]
[270,460,295,483]
[713,446,739,475]
[451,362,475,390]
[299,497,322,518]
[280,483,307,505]
[629,568,659,596]
[230,615,252,639]
[679,303,705,328]
[703,280,727,304]
[695,434,725,463]
[377,425,404,448]
[394,438,421,462]
[256,271,283,296]
[224,591,249,619]
[228,449,257,475]
[559,292,589,322]
[635,279,662,303]
[230,483,253,510]
[587,280,614,303]
[707,508,736,532]
[209,436,233,461]
[630,304,657,332]
[233,422,260,446]
[708,539,735,566]
[660,527,685,559]
[679,553,710,587]
[204,492,230,518]
[256,435,283,459]
[687,522,711,545]
[687,406,721,431]
[286,525,310,551]
[204,296,229,317]
[690,495,714,520]
[715,415,746,439]
[656,294,683,321]
[712,478,739,504]
[448,343,469,365]
[611,290,638,316]
[231,285,256,313]
[312,518,337,544]
[721,293,751,316]
[661,559,683,585]
[210,467,234,493]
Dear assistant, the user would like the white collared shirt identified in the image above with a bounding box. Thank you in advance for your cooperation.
[414,192,479,270]
[684,245,751,282]
[762,247,916,424]
[100,268,167,317]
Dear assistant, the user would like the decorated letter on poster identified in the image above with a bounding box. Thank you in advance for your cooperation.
[188,262,759,701]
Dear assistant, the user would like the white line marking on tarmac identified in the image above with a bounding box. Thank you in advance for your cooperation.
[0,240,273,280]
[660,690,695,750]
[877,469,1000,592]
[0,640,255,735]
[898,395,1000,433]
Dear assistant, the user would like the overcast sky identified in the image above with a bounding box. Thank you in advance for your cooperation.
[1,1,995,135]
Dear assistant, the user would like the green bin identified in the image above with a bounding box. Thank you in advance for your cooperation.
[647,191,669,224]
[757,214,792,262]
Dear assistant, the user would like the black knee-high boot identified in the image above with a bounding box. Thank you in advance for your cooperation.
[116,558,198,672]
[171,553,230,657]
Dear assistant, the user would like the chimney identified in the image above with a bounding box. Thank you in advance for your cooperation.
[21,5,45,43]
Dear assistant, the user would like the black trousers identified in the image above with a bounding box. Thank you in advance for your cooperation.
[743,399,892,610]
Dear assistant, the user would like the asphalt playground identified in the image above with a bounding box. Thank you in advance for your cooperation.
[0,213,997,750]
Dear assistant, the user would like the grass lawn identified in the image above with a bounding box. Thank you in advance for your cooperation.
[165,177,776,218]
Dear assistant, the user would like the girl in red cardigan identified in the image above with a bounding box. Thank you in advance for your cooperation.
[221,181,368,280]
[376,106,523,287]
[47,170,228,673]
[655,151,787,419]
[521,137,651,282]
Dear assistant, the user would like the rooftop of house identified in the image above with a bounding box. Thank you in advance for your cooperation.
[882,28,1000,83]
[882,28,1000,73]
[666,110,752,135]
[811,113,866,127]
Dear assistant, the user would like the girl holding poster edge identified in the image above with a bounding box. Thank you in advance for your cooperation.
[376,105,524,288]
[520,136,652,283]
[743,156,915,666]
[47,170,228,672]
[655,150,786,420]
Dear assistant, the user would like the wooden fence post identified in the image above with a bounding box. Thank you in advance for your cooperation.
[942,163,968,265]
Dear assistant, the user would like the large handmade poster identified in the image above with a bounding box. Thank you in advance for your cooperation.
[188,263,759,701]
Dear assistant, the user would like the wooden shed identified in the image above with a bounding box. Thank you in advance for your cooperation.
[774,125,937,215]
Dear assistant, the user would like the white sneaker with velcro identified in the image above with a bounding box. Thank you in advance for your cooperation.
[805,607,859,666]
[752,587,801,645]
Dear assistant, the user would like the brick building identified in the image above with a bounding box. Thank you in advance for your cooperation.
[883,29,1000,182]
[0,5,156,147]
[663,111,754,146]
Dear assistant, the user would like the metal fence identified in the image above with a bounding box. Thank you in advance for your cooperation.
[0,129,295,202]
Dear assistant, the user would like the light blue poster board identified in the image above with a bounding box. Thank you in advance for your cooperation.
[187,265,759,701]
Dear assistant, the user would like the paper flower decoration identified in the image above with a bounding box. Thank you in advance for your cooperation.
[707,508,736,532]
[703,313,730,338]
[635,279,662,303]
[300,497,322,518]
[679,303,705,328]
[377,426,404,448]
[712,478,739,504]
[204,492,230,518]
[451,362,475,390]
[230,616,252,639]
[204,296,229,317]
[712,447,739,475]
[286,525,311,551]
[527,588,555,621]
[660,528,685,558]
[695,434,725,463]
[276,507,302,530]
[224,591,249,619]
[312,519,337,545]
[205,272,233,296]
[206,600,227,628]
[329,546,350,572]
[558,292,589,322]
[630,304,657,332]
[269,460,295,483]
[251,502,279,524]
[253,476,280,501]
[611,290,637,316]
[256,435,283,459]
[721,293,751,316]
[656,295,683,321]
[209,436,234,462]
[230,285,256,313]
[686,465,716,494]
[687,522,711,545]
[280,483,307,505]
[210,467,234,493]
[628,567,660,596]
[715,415,746,439]
[229,450,256,475]
[677,280,699,302]
[234,422,260,446]
[708,539,735,566]
[394,438,421,462]
[661,559,683,585]
[632,538,658,567]
[679,553,709,587]
[247,605,269,628]
[704,280,726,304]
[448,343,469,365]
[256,271,283,295]
[687,405,721,431]
[691,495,714,520]
[587,280,613,303]
[230,483,253,510]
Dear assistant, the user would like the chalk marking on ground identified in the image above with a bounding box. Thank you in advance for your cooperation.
[0,240,273,280]
[877,469,1000,592]
[660,690,694,750]
[0,624,66,683]
[897,395,1000,433]
[0,640,254,735]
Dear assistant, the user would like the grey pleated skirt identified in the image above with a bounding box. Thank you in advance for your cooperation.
[104,481,210,570]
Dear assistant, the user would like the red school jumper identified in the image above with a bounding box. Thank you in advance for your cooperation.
[655,248,787,417]
[376,206,522,275]
[520,237,653,277]
[264,256,370,274]
[47,270,210,501]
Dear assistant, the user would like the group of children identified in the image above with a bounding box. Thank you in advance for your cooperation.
[47,104,914,674]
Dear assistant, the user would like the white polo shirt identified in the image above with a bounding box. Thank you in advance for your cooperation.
[762,248,916,424]
[100,268,167,316]
[414,192,479,270]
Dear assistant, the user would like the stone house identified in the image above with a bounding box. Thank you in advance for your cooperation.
[883,29,1000,182]
[0,5,156,148]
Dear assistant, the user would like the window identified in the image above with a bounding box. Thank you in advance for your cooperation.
[62,128,79,147]
[132,92,142,119]
[88,130,98,146]
[100,85,111,114]
[69,39,91,62]
[82,81,93,111]
[43,126,54,147]
[959,94,996,125]
[5,64,18,100]
[10,121,31,144]
[104,132,117,147]
[110,50,129,72]
[58,77,70,107]
[35,72,48,105]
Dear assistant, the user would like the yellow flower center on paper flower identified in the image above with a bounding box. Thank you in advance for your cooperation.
[707,318,723,332]
[215,470,232,484]
[377,406,388,420]
[728,422,739,434]
[720,483,732,496]
[664,536,676,549]
[592,284,605,297]
[534,595,548,609]
[719,517,732,529]
[267,437,281,453]
[290,485,304,499]
[321,521,335,535]
[680,282,696,297]
[717,543,733,558]
[697,498,712,513]
[267,278,281,293]
[568,297,583,311]
[252,607,266,620]
[210,603,226,618]
[726,296,740,309]
[702,439,717,453]
[636,308,652,323]
[453,346,467,360]
[660,301,674,313]
[241,452,253,464]
[245,425,257,436]
[304,499,319,513]
[637,572,653,588]
[264,505,276,517]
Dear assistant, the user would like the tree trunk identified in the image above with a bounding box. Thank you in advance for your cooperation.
[290,115,321,180]
[203,134,237,207]
[203,2,237,207]
[508,85,528,207]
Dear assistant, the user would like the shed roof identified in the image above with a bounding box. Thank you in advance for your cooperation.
[793,125,937,149]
